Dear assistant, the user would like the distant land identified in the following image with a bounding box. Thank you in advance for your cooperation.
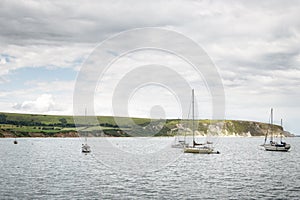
[0,112,294,138]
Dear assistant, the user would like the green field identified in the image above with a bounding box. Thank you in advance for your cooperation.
[0,112,153,137]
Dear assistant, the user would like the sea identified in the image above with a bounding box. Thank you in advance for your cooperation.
[0,137,299,199]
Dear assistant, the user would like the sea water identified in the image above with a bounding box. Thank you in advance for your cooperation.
[0,137,299,199]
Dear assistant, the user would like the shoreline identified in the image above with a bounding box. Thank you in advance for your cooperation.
[1,135,297,139]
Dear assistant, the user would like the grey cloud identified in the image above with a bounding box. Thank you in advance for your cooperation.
[0,0,193,45]
[259,51,300,70]
[1,0,299,45]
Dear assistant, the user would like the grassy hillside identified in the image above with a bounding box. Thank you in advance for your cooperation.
[0,112,293,137]
[0,112,152,137]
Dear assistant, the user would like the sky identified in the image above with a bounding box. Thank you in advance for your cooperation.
[0,0,300,134]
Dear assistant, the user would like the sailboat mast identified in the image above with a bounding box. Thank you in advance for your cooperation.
[270,108,273,142]
[85,107,87,144]
[280,118,283,142]
[192,89,195,147]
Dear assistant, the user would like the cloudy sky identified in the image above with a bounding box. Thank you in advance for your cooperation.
[0,0,300,134]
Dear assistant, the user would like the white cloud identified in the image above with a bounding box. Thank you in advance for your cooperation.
[13,94,55,113]
[24,80,75,93]
[11,93,73,115]
[0,43,93,76]
[0,80,75,115]
[0,57,7,65]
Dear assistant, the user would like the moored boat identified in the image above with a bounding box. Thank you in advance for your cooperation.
[81,108,91,153]
[171,124,189,148]
[183,89,219,154]
[263,142,291,152]
[172,139,189,148]
[82,142,91,153]
[262,108,291,152]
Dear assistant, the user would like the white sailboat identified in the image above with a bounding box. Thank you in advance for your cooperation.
[82,138,91,153]
[171,123,189,148]
[184,89,219,154]
[82,108,91,153]
[172,134,189,148]
[262,108,291,152]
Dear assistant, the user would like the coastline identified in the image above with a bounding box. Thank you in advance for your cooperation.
[0,135,296,139]
[0,112,295,138]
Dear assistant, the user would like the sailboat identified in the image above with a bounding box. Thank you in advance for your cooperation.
[184,89,219,154]
[82,108,91,153]
[13,131,18,144]
[172,132,189,148]
[171,123,189,148]
[262,108,291,152]
[82,138,91,153]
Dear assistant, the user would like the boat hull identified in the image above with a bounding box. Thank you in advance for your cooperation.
[263,144,291,152]
[184,146,214,154]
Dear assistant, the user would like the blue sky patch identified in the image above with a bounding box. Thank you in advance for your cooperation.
[0,67,77,91]
[0,54,15,63]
